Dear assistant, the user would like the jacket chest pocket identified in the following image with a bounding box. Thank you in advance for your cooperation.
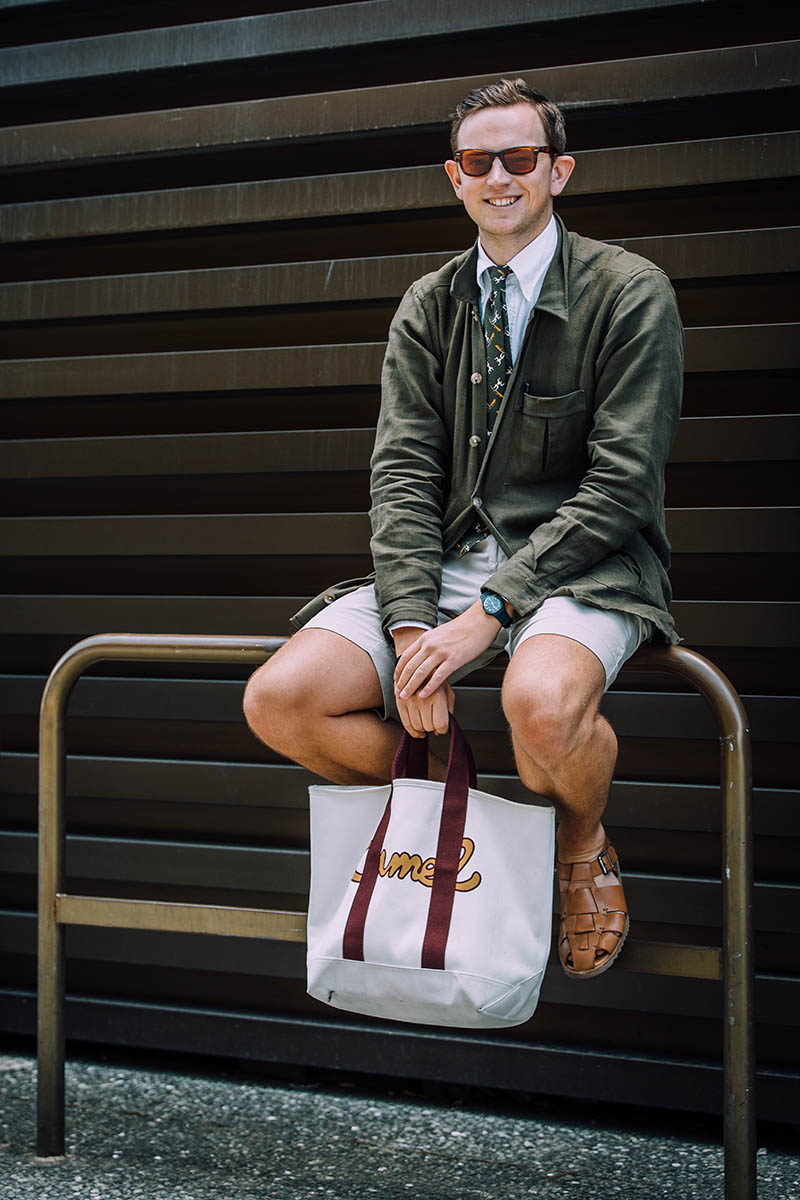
[505,388,587,484]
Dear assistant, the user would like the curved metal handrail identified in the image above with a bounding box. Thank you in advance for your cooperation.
[35,635,754,1199]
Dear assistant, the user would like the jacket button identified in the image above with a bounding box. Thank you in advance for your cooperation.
[474,496,483,508]
[323,593,335,603]
[470,372,482,385]
[469,434,481,446]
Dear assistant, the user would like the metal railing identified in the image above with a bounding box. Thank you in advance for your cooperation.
[36,634,754,1199]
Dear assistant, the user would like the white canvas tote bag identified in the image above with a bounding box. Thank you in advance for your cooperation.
[307,717,555,1028]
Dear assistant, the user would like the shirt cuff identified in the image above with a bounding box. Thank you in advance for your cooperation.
[389,622,433,634]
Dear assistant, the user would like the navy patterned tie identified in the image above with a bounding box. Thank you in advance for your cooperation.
[456,266,514,557]
[482,266,513,432]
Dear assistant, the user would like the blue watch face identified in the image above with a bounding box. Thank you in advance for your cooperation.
[483,592,503,615]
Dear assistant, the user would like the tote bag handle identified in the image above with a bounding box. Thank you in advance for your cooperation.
[342,715,477,969]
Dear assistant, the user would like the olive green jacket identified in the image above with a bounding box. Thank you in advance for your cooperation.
[291,216,685,643]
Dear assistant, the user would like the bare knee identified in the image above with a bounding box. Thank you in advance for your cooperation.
[503,677,605,773]
[243,654,314,752]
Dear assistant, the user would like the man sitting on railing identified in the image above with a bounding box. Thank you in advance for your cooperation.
[243,78,684,979]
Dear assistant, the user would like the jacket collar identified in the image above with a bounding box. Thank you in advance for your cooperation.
[450,212,570,321]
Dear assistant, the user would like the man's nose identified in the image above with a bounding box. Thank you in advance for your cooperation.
[485,156,512,184]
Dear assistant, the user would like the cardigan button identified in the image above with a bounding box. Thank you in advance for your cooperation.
[470,372,482,385]
[469,435,481,447]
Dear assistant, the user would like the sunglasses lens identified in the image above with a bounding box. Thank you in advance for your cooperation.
[459,151,493,176]
[502,147,537,174]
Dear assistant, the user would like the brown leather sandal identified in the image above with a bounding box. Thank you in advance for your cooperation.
[557,841,629,979]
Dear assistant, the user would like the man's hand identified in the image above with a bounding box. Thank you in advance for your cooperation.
[397,679,455,738]
[394,599,502,707]
[391,625,452,737]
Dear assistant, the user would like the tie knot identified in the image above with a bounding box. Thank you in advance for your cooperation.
[489,266,510,289]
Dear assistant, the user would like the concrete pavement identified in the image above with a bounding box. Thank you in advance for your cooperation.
[1,1044,797,1199]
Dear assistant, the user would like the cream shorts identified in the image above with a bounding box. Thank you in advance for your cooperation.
[302,538,644,721]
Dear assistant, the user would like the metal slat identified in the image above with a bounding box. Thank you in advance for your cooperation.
[2,415,796,479]
[3,674,795,743]
[1,595,797,647]
[2,41,795,168]
[0,511,372,555]
[4,988,796,1123]
[0,752,318,810]
[666,506,799,553]
[684,323,800,373]
[0,0,729,90]
[453,687,795,744]
[0,507,796,556]
[2,325,798,398]
[670,600,800,646]
[0,344,386,397]
[670,415,800,463]
[3,229,798,322]
[0,428,377,478]
[614,227,800,281]
[0,748,788,830]
[3,132,797,244]
[0,255,455,322]
[5,989,795,1123]
[1,828,305,892]
[1,828,793,930]
[0,594,301,633]
[1,749,797,836]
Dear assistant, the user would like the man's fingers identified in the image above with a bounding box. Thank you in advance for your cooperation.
[401,714,426,738]
[398,686,453,738]
[395,650,431,693]
[418,664,451,698]
[431,691,450,735]
[398,694,438,738]
[397,654,450,699]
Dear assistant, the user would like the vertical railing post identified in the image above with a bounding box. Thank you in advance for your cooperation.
[36,651,81,1156]
[720,718,756,1199]
[36,633,276,1157]
[627,645,755,1200]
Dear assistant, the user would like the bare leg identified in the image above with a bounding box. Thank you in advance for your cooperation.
[243,629,407,784]
[502,634,628,975]
[502,633,614,858]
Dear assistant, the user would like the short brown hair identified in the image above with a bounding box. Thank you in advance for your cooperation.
[450,78,567,158]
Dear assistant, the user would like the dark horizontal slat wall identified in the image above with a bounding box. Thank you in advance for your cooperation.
[1,0,799,1121]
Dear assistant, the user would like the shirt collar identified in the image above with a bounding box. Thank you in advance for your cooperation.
[475,214,558,300]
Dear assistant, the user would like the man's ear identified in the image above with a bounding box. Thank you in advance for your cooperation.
[444,159,463,199]
[550,154,576,197]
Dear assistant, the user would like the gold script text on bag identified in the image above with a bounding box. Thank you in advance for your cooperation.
[306,717,555,1028]
[351,837,481,891]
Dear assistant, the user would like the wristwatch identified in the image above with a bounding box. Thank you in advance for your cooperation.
[481,590,513,628]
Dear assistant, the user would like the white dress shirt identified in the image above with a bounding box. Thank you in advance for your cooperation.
[476,214,558,361]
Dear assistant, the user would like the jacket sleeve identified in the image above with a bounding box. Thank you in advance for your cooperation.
[485,267,684,617]
[369,283,450,635]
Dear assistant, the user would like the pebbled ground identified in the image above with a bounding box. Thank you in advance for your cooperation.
[1,1047,797,1199]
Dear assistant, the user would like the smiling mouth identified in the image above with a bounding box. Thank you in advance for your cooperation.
[486,197,519,207]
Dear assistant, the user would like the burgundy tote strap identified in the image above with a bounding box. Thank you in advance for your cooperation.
[421,716,473,969]
[342,730,426,960]
[391,729,429,781]
[342,785,393,961]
